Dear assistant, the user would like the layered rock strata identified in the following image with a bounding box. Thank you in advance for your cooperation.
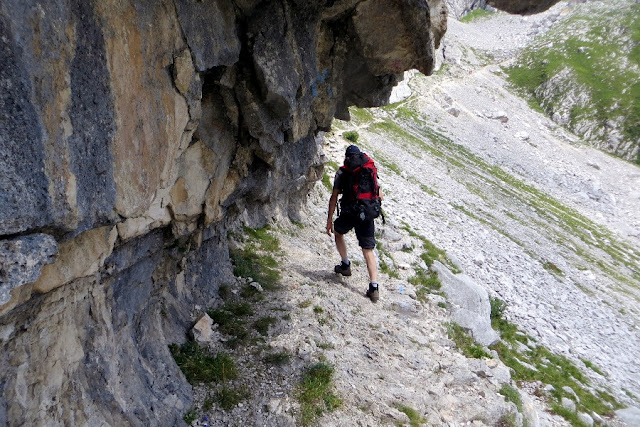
[0,0,553,424]
[0,0,446,424]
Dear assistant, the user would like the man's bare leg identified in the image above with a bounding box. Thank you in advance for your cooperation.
[335,232,348,260]
[362,248,378,283]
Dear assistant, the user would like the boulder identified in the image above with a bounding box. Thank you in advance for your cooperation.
[431,261,500,346]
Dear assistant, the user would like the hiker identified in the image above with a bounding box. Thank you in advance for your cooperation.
[326,144,383,302]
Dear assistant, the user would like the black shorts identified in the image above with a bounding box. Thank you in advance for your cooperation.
[334,214,376,249]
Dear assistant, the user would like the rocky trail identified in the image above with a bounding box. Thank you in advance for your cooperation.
[184,3,640,426]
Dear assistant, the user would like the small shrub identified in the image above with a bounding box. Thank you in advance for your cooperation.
[313,305,324,314]
[343,130,359,143]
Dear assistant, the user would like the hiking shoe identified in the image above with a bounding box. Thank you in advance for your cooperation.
[366,283,379,303]
[334,261,352,276]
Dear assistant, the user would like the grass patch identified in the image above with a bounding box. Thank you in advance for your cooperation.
[376,242,400,279]
[253,316,277,336]
[299,299,312,309]
[490,301,623,423]
[395,403,426,426]
[343,130,359,143]
[582,359,606,377]
[446,323,491,359]
[409,268,441,302]
[322,172,333,191]
[348,106,374,123]
[400,222,461,273]
[460,8,493,23]
[202,394,215,412]
[169,341,237,384]
[230,247,280,291]
[215,386,249,410]
[505,2,640,158]
[207,306,250,342]
[183,409,197,424]
[264,351,292,366]
[230,226,282,290]
[298,362,342,425]
[499,384,523,412]
[543,261,564,276]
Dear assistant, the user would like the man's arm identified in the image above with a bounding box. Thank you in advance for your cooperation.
[326,188,339,236]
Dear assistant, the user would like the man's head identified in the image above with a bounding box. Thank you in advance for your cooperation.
[345,145,361,157]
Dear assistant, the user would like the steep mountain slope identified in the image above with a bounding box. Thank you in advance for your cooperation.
[506,0,640,163]
[175,5,640,426]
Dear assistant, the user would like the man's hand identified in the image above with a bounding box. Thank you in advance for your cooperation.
[326,220,334,236]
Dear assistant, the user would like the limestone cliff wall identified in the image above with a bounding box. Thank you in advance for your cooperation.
[0,0,552,424]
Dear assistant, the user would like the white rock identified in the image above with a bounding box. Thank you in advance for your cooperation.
[561,397,576,412]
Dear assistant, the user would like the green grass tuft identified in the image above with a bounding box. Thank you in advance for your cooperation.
[499,384,523,412]
[264,351,292,366]
[343,130,359,143]
[395,403,426,426]
[253,316,277,336]
[169,342,237,384]
[298,362,342,425]
[183,409,197,424]
[216,386,249,410]
[446,323,491,359]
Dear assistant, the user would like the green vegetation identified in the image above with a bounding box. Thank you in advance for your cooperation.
[395,403,426,426]
[299,299,312,309]
[298,362,342,425]
[489,299,623,423]
[254,316,277,336]
[499,384,523,412]
[230,226,282,291]
[322,172,333,191]
[215,386,249,410]
[348,106,375,124]
[376,241,400,279]
[582,359,606,377]
[264,351,292,366]
[400,222,461,273]
[183,409,198,424]
[506,2,640,160]
[446,323,491,359]
[370,112,639,294]
[459,8,493,23]
[169,341,237,384]
[409,268,441,302]
[343,130,359,143]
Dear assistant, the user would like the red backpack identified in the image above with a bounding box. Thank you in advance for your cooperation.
[339,153,384,222]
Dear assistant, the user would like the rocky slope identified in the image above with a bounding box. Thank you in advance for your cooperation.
[505,0,640,163]
[0,0,629,426]
[174,4,640,426]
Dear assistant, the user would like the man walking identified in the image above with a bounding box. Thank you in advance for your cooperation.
[326,145,381,302]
